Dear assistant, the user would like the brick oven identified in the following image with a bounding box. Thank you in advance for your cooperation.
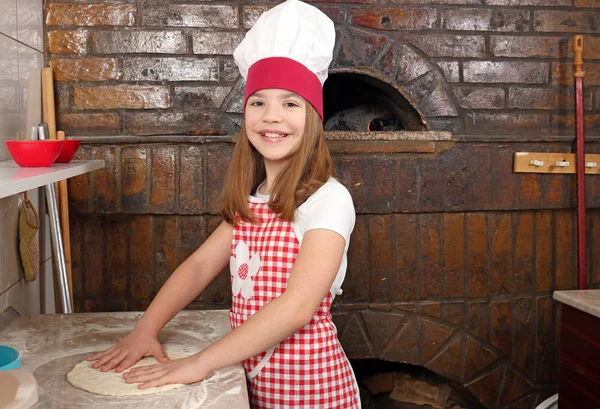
[45,0,600,407]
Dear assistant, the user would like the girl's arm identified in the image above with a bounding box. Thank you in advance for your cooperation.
[124,228,346,388]
[88,221,233,372]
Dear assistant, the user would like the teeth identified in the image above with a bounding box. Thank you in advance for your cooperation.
[263,132,286,138]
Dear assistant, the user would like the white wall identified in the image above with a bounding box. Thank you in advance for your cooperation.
[0,0,54,316]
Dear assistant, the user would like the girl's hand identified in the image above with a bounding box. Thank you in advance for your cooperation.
[123,355,209,389]
[86,329,169,373]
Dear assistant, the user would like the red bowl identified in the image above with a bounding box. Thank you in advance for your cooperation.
[5,140,63,167]
[55,139,81,163]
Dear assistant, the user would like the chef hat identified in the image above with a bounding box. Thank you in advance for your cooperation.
[233,0,335,120]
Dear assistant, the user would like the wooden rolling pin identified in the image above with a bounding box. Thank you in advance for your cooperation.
[57,131,74,307]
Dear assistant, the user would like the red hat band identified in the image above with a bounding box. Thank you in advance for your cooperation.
[244,57,324,121]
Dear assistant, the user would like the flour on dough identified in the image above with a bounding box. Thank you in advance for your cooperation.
[67,355,186,396]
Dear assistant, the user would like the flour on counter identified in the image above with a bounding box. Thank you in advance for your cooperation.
[67,356,187,396]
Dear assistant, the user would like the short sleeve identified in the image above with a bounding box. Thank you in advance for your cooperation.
[296,179,355,246]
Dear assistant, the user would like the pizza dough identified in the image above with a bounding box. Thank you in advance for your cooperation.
[67,356,185,396]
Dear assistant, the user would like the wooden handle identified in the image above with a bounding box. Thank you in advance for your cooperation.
[41,67,56,139]
[57,129,74,307]
[574,35,584,78]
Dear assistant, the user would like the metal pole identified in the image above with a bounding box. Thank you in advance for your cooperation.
[38,123,73,313]
[574,35,587,290]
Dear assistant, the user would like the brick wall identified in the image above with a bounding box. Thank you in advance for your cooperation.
[45,0,599,136]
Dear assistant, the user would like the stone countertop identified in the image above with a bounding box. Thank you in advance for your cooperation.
[0,310,249,409]
[553,290,600,319]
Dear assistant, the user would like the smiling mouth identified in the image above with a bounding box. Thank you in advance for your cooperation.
[261,132,288,139]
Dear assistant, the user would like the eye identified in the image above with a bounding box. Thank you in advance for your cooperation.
[249,100,264,107]
[284,101,299,108]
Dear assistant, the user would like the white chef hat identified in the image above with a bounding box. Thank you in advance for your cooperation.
[233,0,335,120]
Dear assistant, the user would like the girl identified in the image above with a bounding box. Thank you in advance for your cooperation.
[88,1,360,407]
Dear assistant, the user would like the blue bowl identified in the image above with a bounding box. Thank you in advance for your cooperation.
[0,345,20,370]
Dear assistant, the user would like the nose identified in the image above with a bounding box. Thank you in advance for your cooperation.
[261,103,282,123]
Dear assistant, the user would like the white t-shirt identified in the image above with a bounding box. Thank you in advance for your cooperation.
[252,178,356,297]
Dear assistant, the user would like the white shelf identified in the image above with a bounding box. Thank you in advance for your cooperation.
[0,160,105,199]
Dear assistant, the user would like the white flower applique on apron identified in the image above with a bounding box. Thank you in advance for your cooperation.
[230,241,260,299]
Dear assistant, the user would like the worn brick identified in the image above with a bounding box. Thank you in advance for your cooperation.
[466,113,550,135]
[425,336,461,382]
[534,11,600,32]
[315,5,342,23]
[179,145,204,214]
[442,302,464,326]
[335,158,368,213]
[513,297,535,378]
[553,114,600,135]
[404,34,485,58]
[421,302,441,319]
[467,145,493,209]
[93,31,187,54]
[396,44,431,84]
[368,216,394,302]
[351,7,437,30]
[467,213,489,298]
[491,36,561,58]
[339,29,390,67]
[74,85,170,110]
[552,62,600,86]
[421,157,444,212]
[560,36,600,60]
[243,6,269,29]
[485,0,570,4]
[421,320,454,362]
[346,216,369,302]
[121,147,148,213]
[193,32,244,55]
[205,144,232,214]
[177,216,206,265]
[576,0,600,6]
[130,216,152,301]
[395,158,419,212]
[150,146,176,213]
[464,337,499,383]
[536,212,553,292]
[437,61,459,83]
[69,146,92,212]
[542,167,568,207]
[395,214,418,301]
[367,159,396,212]
[106,215,127,297]
[454,87,505,109]
[464,61,548,84]
[593,213,600,285]
[50,58,119,81]
[509,87,583,110]
[153,216,178,290]
[443,213,465,298]
[465,366,503,408]
[492,146,518,209]
[442,8,529,31]
[441,149,467,211]
[514,212,534,293]
[123,57,218,82]
[536,296,556,382]
[555,211,575,290]
[384,318,420,363]
[174,86,230,110]
[420,214,442,299]
[491,300,511,356]
[47,30,88,54]
[491,213,512,295]
[518,171,542,209]
[46,3,135,26]
[54,83,72,112]
[83,216,104,300]
[124,112,227,136]
[467,301,489,342]
[70,215,83,300]
[92,146,117,213]
[142,5,237,28]
[221,59,239,82]
[57,113,119,136]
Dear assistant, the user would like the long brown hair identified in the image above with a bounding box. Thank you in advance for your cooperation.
[220,103,332,224]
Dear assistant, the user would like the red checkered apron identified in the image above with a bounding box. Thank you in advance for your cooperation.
[229,197,361,409]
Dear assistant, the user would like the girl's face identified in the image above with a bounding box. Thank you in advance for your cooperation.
[244,88,306,167]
